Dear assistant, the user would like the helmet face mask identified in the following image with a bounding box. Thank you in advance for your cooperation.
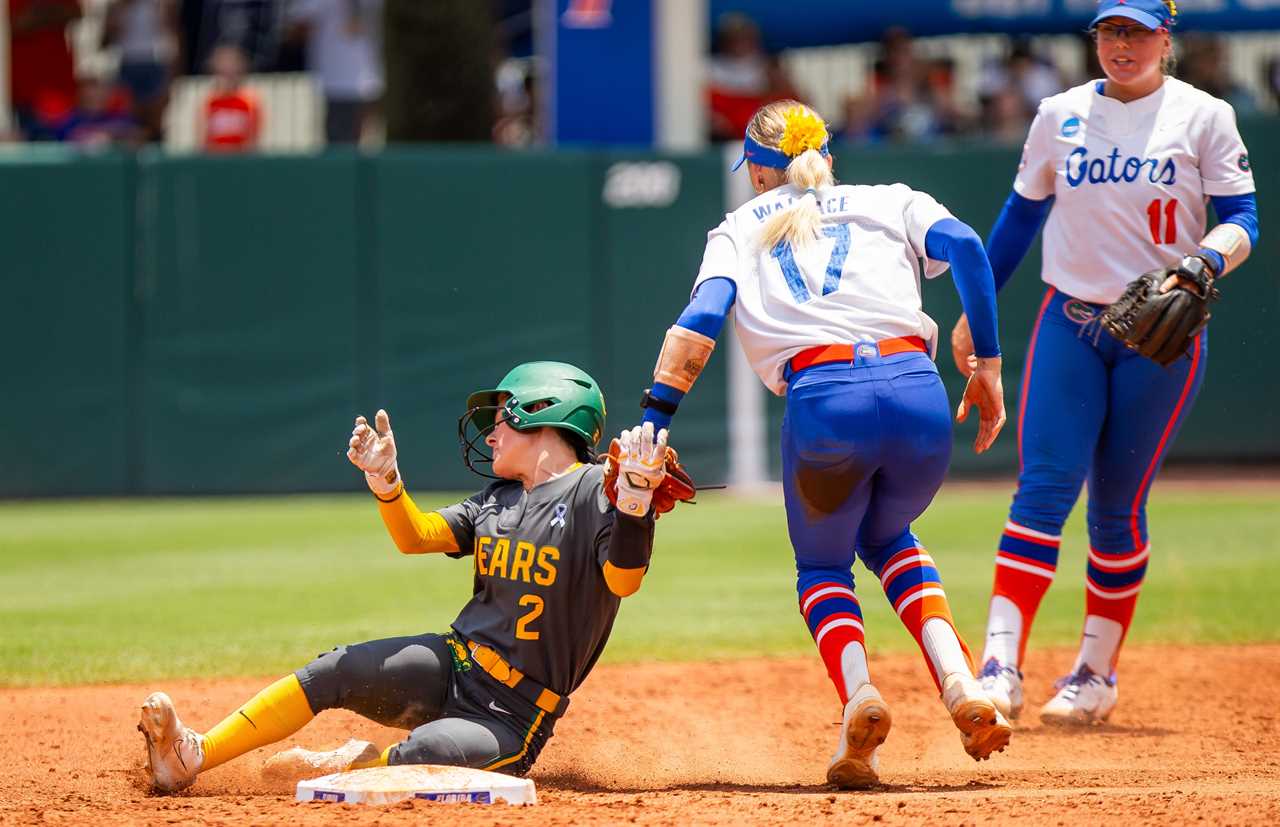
[457,401,504,480]
[457,362,606,479]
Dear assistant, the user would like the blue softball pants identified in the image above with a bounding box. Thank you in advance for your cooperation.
[782,350,952,581]
[1012,287,1206,553]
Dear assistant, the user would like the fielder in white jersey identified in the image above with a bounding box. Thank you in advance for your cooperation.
[695,182,954,396]
[635,100,1013,788]
[1016,76,1254,304]
[950,0,1260,727]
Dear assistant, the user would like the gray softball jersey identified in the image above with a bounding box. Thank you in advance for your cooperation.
[439,463,650,697]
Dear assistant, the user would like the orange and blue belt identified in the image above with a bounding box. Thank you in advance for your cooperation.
[789,336,928,374]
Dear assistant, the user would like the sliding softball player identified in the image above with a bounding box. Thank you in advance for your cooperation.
[138,362,674,792]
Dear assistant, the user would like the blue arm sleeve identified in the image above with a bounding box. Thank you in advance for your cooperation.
[1202,193,1260,276]
[641,277,737,431]
[986,190,1053,292]
[925,218,1000,358]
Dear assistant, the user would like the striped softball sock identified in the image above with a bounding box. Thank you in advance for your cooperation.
[876,545,972,692]
[986,520,1061,667]
[1081,542,1150,671]
[798,575,868,706]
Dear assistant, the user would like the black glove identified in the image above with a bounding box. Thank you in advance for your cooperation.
[1099,256,1219,368]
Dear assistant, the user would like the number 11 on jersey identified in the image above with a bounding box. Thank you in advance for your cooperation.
[1146,198,1178,244]
[770,223,852,303]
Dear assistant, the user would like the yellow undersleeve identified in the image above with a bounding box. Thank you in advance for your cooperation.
[377,489,460,554]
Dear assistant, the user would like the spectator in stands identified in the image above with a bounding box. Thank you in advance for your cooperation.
[978,38,1064,120]
[1177,34,1258,115]
[287,0,384,145]
[836,92,875,144]
[180,0,288,76]
[493,58,537,147]
[867,28,968,143]
[707,12,802,141]
[199,43,262,152]
[8,0,82,140]
[102,0,179,144]
[983,87,1031,145]
[53,75,140,147]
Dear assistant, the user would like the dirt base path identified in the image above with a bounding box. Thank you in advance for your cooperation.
[5,644,1279,826]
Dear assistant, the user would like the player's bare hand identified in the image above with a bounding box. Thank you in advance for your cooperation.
[615,422,669,517]
[951,314,977,378]
[347,409,400,496]
[955,357,1006,454]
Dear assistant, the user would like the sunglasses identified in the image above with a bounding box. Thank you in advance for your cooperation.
[1093,23,1162,43]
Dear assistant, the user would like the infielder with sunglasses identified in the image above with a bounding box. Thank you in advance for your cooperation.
[950,0,1260,725]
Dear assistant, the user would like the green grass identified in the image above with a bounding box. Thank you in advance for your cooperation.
[1,486,1276,686]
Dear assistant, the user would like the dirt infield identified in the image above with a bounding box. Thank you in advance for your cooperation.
[5,644,1278,826]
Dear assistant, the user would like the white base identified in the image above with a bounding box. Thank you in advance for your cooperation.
[296,764,538,806]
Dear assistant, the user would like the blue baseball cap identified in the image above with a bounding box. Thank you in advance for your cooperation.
[1090,0,1175,31]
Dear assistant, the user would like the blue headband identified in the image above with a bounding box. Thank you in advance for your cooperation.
[731,134,830,172]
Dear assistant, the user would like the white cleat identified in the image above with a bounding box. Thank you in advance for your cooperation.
[942,672,1012,761]
[1039,666,1118,726]
[138,692,204,793]
[262,738,381,783]
[978,657,1025,721]
[826,683,892,790]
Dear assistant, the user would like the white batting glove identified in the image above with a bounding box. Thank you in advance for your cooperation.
[347,409,401,497]
[614,422,669,518]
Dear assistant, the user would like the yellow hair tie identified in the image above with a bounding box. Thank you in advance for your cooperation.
[779,107,828,158]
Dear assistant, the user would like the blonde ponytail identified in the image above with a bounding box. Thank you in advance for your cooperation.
[759,149,836,251]
[744,101,835,252]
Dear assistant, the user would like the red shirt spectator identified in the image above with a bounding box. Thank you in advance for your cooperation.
[200,43,261,152]
[202,89,261,152]
[9,0,81,129]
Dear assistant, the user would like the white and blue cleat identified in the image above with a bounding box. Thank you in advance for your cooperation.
[1040,665,1118,725]
[978,657,1025,721]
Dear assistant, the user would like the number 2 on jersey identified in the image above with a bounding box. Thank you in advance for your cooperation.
[770,223,851,303]
[1146,198,1178,244]
[516,594,544,640]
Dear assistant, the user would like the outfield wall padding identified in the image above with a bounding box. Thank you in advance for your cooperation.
[1,123,1275,497]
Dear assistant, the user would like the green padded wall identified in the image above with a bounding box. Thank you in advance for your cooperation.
[0,151,134,496]
[0,121,1274,498]
[134,153,365,493]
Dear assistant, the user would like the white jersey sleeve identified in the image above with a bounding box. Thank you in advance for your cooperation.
[903,188,956,279]
[1197,99,1256,197]
[694,216,740,293]
[1012,108,1057,201]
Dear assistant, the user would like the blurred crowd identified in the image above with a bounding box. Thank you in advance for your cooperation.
[709,13,1277,147]
[9,0,385,149]
[7,2,1278,151]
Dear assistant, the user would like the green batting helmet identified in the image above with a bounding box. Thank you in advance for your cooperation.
[458,361,607,477]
